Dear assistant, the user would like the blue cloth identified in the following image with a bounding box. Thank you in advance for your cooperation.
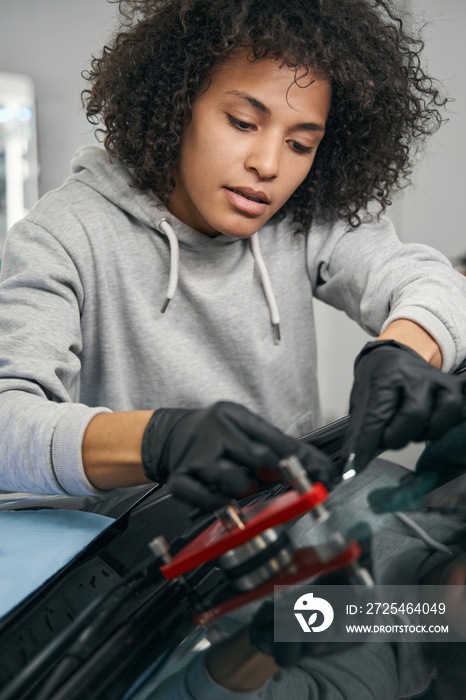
[0,509,114,619]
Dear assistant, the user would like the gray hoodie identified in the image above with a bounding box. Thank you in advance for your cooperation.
[1,146,466,496]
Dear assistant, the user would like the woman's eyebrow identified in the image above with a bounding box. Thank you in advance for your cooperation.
[226,90,271,114]
[225,90,325,131]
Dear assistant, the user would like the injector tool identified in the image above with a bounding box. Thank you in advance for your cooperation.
[151,454,373,628]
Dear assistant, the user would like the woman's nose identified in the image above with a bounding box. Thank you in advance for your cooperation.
[245,135,280,180]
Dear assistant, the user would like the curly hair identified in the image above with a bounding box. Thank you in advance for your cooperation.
[82,0,447,230]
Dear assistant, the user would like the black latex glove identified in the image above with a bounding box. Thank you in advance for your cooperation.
[342,340,466,471]
[141,401,336,510]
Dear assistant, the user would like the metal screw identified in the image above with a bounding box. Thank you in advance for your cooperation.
[148,535,172,564]
[279,455,313,494]
[215,503,246,531]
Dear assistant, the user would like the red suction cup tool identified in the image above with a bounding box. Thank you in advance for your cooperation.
[161,456,328,580]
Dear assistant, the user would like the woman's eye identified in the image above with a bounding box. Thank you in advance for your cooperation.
[227,114,255,131]
[291,141,312,154]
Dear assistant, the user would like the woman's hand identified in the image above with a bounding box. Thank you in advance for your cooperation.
[342,340,466,471]
[142,401,337,509]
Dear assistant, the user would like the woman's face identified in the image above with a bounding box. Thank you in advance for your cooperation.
[168,50,332,238]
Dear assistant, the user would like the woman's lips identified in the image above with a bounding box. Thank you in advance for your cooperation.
[223,187,270,216]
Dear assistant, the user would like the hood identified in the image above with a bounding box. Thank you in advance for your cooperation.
[69,145,192,237]
[68,146,281,336]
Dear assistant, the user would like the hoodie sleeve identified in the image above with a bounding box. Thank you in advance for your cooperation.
[306,217,466,372]
[0,220,111,496]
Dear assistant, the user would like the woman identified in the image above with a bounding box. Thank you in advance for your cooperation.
[0,0,465,508]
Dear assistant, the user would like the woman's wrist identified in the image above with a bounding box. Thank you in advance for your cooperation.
[82,410,154,490]
[377,319,442,368]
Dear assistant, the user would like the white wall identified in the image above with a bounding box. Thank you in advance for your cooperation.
[0,0,118,196]
[398,0,466,257]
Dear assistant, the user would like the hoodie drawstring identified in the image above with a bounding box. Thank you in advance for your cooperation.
[250,233,281,342]
[156,218,281,342]
[158,217,180,313]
